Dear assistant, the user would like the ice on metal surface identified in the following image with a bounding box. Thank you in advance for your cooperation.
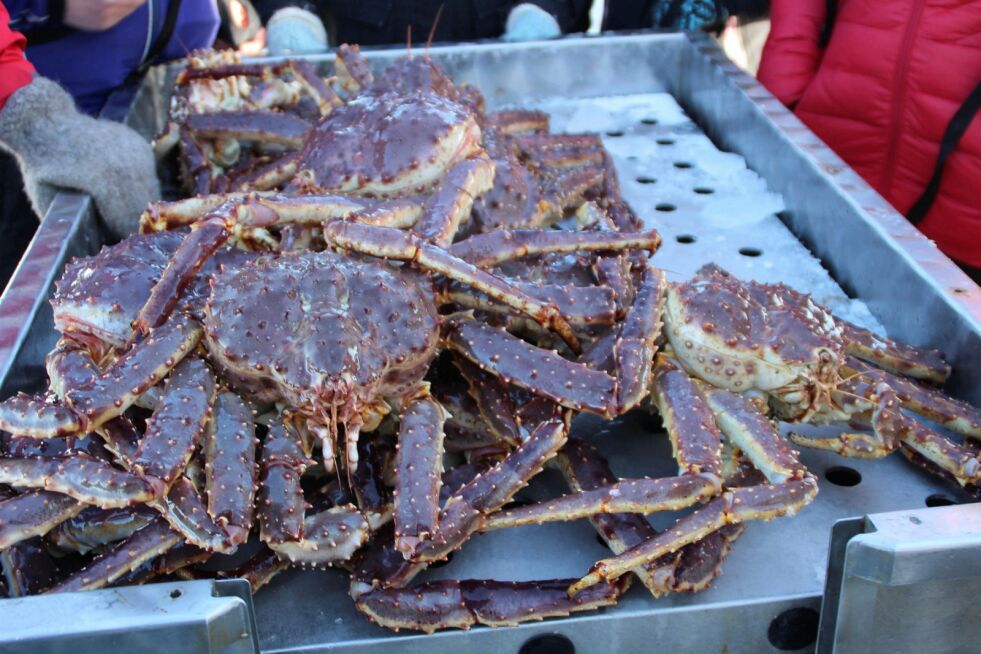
[522,93,885,334]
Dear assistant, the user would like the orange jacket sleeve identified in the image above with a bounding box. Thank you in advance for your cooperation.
[0,3,37,110]
[757,0,827,108]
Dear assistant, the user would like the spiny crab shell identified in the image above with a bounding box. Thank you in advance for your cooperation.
[203,250,440,425]
[664,267,844,413]
[291,58,483,197]
[52,231,252,350]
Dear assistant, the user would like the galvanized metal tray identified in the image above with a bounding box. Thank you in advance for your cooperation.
[1,32,980,654]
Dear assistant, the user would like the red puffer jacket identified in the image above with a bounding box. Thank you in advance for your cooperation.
[758,0,981,268]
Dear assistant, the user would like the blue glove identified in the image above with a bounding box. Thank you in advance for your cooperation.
[503,4,562,42]
[266,7,328,55]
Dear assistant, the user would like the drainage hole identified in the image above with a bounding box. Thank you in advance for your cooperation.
[825,466,861,487]
[627,155,638,161]
[673,161,693,169]
[676,234,696,244]
[738,247,763,257]
[640,118,658,125]
[767,607,819,651]
[655,203,677,212]
[636,176,657,185]
[693,186,715,195]
[925,493,957,507]
[427,550,454,569]
[605,130,625,137]
[520,634,575,654]
[656,138,675,145]
[170,589,183,599]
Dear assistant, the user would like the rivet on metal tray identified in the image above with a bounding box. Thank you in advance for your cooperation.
[825,466,861,487]
[673,161,693,169]
[655,203,676,213]
[635,176,656,185]
[676,234,696,244]
[656,138,675,145]
[738,247,762,257]
[640,118,658,125]
[693,187,714,195]
[767,607,819,651]
[519,633,575,654]
[925,493,958,508]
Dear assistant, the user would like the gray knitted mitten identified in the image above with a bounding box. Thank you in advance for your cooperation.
[0,77,160,238]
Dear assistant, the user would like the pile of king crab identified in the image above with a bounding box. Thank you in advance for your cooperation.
[0,47,978,633]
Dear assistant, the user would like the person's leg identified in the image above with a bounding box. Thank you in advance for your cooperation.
[0,150,40,291]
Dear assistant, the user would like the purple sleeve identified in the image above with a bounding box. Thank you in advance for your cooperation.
[158,0,220,62]
[6,0,64,33]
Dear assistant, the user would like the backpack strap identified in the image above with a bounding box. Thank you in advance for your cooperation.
[906,80,981,225]
[133,0,184,78]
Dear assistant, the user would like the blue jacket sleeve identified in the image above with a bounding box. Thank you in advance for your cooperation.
[6,0,66,33]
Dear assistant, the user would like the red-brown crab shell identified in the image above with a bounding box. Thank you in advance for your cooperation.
[202,250,440,423]
[292,88,482,197]
[664,271,843,412]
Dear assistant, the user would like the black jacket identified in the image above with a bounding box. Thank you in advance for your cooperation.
[255,1,590,45]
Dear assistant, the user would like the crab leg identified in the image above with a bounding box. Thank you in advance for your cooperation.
[356,577,626,633]
[257,418,312,545]
[132,358,216,488]
[409,418,567,563]
[650,359,724,477]
[267,504,370,567]
[839,323,950,384]
[449,228,660,268]
[0,395,81,439]
[204,392,257,544]
[179,127,212,196]
[487,110,549,135]
[444,317,616,416]
[614,265,665,412]
[50,505,156,554]
[66,318,202,428]
[0,490,83,549]
[351,431,393,530]
[236,151,300,191]
[482,476,717,530]
[568,475,819,595]
[334,44,373,94]
[394,393,446,556]
[184,111,311,149]
[843,358,981,440]
[0,454,162,507]
[452,358,521,445]
[231,546,291,591]
[152,475,238,553]
[283,60,342,114]
[1,538,58,596]
[411,155,495,246]
[324,223,582,351]
[443,281,617,329]
[47,518,181,593]
[556,439,740,597]
[704,388,807,484]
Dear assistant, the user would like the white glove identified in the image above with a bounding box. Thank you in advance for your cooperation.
[503,3,562,42]
[267,7,328,55]
[0,78,160,238]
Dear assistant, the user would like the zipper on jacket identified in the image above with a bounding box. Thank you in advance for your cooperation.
[880,0,927,200]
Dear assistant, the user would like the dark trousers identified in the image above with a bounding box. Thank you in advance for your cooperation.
[0,150,38,292]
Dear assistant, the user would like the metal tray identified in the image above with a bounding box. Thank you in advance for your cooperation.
[1,32,980,654]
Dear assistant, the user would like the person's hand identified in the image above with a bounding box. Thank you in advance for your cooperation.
[63,0,147,31]
[266,7,328,56]
[502,3,561,42]
[0,78,160,238]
